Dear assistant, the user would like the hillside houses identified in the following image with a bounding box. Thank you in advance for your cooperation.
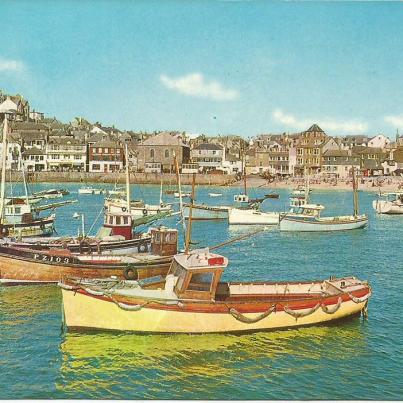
[0,90,402,177]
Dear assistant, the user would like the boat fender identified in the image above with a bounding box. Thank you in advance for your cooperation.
[124,266,138,280]
[228,304,276,324]
[122,207,127,212]
[138,241,147,253]
[142,209,148,216]
[84,287,104,296]
[347,289,372,304]
[79,240,92,255]
[116,301,146,311]
[58,282,78,291]
[1,226,9,237]
[321,297,342,314]
[284,302,321,320]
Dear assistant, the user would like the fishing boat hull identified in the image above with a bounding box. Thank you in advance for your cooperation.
[2,216,55,237]
[228,208,279,225]
[183,204,229,220]
[372,200,403,214]
[106,200,172,218]
[60,279,370,334]
[0,245,172,285]
[5,235,151,255]
[279,215,368,232]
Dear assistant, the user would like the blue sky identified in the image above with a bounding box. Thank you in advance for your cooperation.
[1,0,403,137]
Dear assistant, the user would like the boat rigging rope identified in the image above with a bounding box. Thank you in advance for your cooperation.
[210,227,267,251]
[86,205,105,237]
[347,289,372,304]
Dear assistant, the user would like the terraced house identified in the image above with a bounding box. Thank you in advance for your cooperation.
[89,140,124,173]
[46,137,86,172]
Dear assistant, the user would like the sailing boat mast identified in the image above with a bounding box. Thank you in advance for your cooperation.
[124,143,130,212]
[241,144,247,196]
[0,116,8,223]
[352,166,359,217]
[185,173,196,254]
[174,153,186,242]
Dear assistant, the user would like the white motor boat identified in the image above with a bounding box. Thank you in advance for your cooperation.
[373,192,403,214]
[229,207,279,225]
[78,186,104,195]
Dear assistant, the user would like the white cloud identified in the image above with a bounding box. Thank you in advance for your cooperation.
[272,108,368,134]
[385,114,403,128]
[0,59,24,73]
[160,73,239,101]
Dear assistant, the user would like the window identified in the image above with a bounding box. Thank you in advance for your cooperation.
[92,164,101,170]
[15,207,21,214]
[150,149,155,158]
[104,148,108,153]
[98,148,102,153]
[117,149,120,154]
[92,148,96,153]
[164,149,169,158]
[212,150,216,155]
[187,272,214,292]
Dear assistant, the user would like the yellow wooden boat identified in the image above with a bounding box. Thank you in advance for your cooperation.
[60,247,371,334]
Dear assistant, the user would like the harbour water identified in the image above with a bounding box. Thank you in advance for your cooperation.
[0,183,402,399]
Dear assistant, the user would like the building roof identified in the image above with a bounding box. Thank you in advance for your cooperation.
[323,149,350,157]
[193,142,223,151]
[142,132,189,147]
[48,137,85,146]
[22,146,44,156]
[92,140,122,148]
[11,121,48,131]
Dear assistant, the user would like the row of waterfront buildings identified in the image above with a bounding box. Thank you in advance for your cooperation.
[1,90,403,178]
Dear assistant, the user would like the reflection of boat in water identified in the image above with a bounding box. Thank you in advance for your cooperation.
[60,247,371,334]
[373,192,403,214]
[56,315,368,399]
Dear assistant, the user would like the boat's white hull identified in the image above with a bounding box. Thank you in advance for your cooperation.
[373,200,403,214]
[107,201,172,218]
[229,208,279,225]
[61,288,368,334]
[183,204,229,220]
[280,215,368,232]
[78,188,103,195]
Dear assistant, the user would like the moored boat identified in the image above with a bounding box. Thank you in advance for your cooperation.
[183,203,229,220]
[0,226,178,285]
[228,207,279,225]
[59,247,371,334]
[373,192,403,214]
[280,167,368,232]
[78,186,104,195]
[209,192,222,197]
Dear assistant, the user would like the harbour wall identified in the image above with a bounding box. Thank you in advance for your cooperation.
[7,171,238,186]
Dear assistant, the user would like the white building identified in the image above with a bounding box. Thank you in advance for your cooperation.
[191,143,224,172]
[22,147,46,172]
[46,137,86,172]
[368,134,391,149]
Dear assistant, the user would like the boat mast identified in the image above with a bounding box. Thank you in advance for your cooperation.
[352,166,359,217]
[242,145,247,196]
[0,116,8,224]
[124,143,130,212]
[159,180,163,207]
[21,160,30,205]
[174,153,186,242]
[185,172,196,254]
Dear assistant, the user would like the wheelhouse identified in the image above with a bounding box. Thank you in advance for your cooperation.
[150,227,178,256]
[168,248,228,300]
[289,204,324,217]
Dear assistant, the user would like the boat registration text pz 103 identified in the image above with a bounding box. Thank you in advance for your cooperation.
[33,253,72,264]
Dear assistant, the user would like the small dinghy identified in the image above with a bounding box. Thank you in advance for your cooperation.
[60,247,371,334]
[209,193,222,197]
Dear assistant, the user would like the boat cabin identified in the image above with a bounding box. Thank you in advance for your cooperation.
[289,203,325,217]
[4,198,34,224]
[168,248,228,300]
[150,227,178,256]
[102,211,133,240]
